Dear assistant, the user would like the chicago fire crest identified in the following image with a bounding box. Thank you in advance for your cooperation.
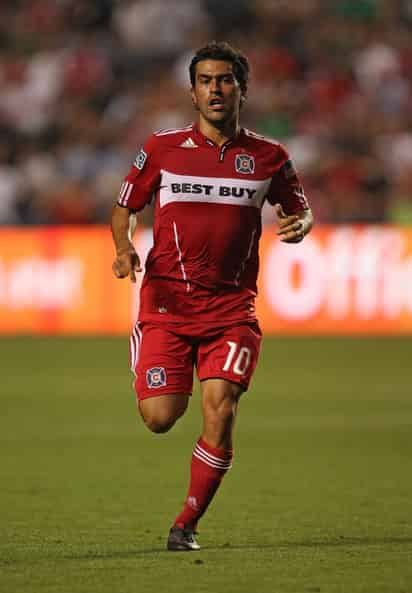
[146,367,167,388]
[235,154,255,174]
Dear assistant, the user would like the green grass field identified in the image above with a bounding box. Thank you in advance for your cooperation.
[1,336,412,593]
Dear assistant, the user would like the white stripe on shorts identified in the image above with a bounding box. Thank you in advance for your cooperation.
[130,321,142,376]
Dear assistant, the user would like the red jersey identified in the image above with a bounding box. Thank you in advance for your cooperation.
[117,123,309,325]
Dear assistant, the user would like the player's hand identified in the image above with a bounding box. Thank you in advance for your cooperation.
[112,247,142,283]
[275,203,305,243]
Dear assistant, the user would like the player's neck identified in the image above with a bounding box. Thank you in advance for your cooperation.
[198,117,240,146]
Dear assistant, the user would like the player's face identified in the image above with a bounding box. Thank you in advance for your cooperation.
[191,60,243,127]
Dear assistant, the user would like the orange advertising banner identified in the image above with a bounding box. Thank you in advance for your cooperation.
[257,226,412,334]
[0,227,133,335]
[1,225,412,335]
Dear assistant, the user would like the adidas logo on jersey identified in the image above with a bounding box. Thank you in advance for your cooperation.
[179,137,198,148]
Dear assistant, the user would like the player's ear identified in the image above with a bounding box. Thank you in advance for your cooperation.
[191,87,199,110]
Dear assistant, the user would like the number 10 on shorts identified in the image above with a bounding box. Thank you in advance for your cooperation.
[222,341,252,376]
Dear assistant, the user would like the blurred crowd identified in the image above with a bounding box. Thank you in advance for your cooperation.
[1,0,412,226]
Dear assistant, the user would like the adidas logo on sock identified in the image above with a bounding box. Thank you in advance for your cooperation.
[179,137,198,148]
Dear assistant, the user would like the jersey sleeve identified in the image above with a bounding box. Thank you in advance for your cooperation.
[116,135,161,211]
[266,145,310,214]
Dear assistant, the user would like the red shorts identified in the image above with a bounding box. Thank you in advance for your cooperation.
[130,321,262,400]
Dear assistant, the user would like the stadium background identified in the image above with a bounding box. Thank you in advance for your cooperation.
[1,3,412,592]
[1,0,412,334]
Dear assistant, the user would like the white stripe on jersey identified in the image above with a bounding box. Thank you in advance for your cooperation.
[234,228,257,285]
[118,181,133,206]
[155,124,193,136]
[294,187,307,200]
[243,128,280,146]
[172,221,190,292]
[159,170,271,209]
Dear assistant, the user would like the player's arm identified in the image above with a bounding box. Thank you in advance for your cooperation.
[275,203,314,243]
[111,137,160,282]
[268,151,314,243]
[111,205,141,283]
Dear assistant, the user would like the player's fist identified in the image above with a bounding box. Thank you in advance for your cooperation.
[275,203,305,243]
[112,248,142,283]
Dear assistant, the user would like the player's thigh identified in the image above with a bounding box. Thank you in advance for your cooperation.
[197,322,262,391]
[131,322,194,401]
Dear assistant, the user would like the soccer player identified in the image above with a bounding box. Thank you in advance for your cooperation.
[111,41,313,551]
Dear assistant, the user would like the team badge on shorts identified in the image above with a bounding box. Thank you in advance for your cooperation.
[146,367,167,388]
[134,148,147,170]
[235,154,255,174]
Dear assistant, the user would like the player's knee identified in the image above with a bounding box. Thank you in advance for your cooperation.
[144,415,176,433]
[138,394,188,433]
[140,409,178,433]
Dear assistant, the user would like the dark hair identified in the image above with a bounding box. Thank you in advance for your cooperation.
[189,41,250,95]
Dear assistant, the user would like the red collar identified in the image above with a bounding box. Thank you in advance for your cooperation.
[191,123,245,147]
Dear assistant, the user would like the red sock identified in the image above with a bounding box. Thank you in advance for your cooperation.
[174,437,233,529]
